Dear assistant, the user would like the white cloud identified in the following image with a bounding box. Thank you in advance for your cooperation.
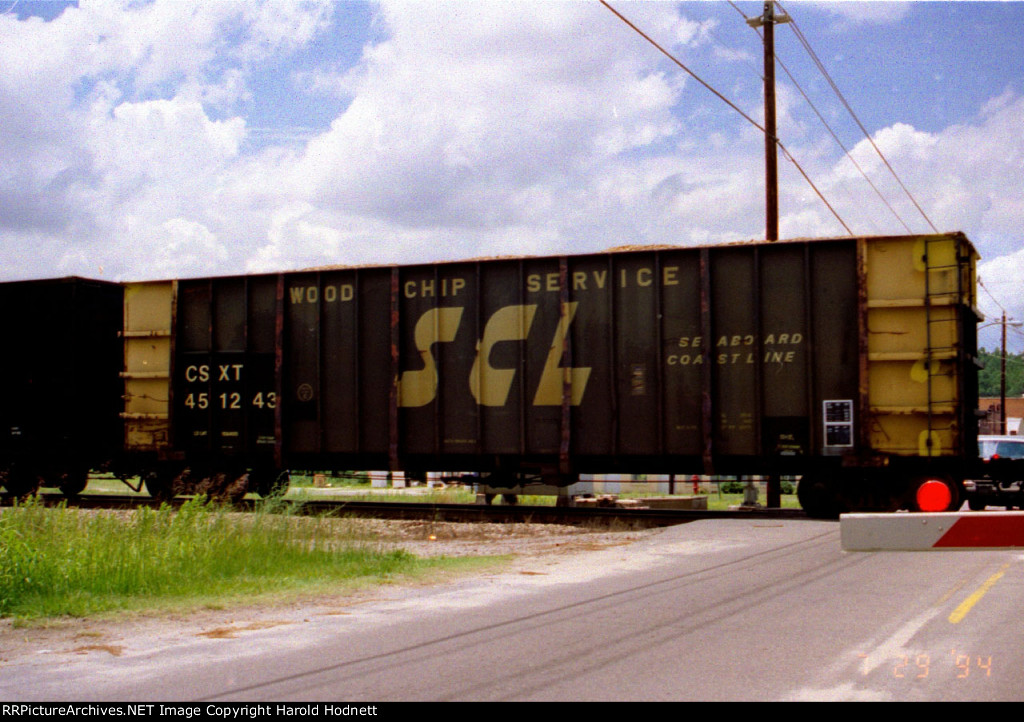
[149,217,229,278]
[88,96,245,181]
[239,0,334,59]
[249,0,707,268]
[809,1,914,28]
[0,0,1020,301]
[0,0,332,280]
[978,249,1024,354]
[771,89,1024,251]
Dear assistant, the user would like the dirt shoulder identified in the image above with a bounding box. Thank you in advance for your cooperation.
[0,519,660,669]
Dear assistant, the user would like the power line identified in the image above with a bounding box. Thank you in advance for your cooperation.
[727,0,914,234]
[733,2,1021,324]
[776,0,940,234]
[600,0,852,236]
[602,1,764,140]
[978,277,1008,315]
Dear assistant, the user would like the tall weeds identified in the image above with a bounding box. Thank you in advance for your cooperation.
[0,497,418,619]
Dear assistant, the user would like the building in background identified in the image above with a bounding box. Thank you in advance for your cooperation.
[979,397,1024,436]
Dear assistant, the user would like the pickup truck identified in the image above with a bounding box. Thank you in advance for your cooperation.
[964,435,1024,510]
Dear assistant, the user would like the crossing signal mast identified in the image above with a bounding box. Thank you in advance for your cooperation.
[747,1,790,242]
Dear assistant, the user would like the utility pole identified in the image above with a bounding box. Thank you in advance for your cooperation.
[747,1,790,243]
[1002,312,1009,434]
[998,315,1024,433]
[980,313,1021,434]
[748,1,790,508]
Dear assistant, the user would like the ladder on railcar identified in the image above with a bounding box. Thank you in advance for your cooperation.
[921,236,967,458]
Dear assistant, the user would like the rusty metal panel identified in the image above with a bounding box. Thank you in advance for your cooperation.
[318,270,359,454]
[175,280,212,455]
[281,269,392,461]
[521,257,563,456]
[864,234,978,458]
[759,243,812,458]
[174,276,277,461]
[709,247,758,456]
[660,251,703,456]
[356,268,392,456]
[209,279,246,457]
[476,260,530,456]
[567,254,613,457]
[433,262,479,457]
[245,276,278,457]
[282,273,321,455]
[123,280,173,452]
[250,233,975,479]
[611,252,661,456]
[177,281,210,353]
[396,263,476,457]
[809,241,860,454]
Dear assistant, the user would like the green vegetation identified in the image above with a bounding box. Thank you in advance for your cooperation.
[1,477,800,621]
[288,485,482,505]
[84,472,799,512]
[716,479,796,494]
[288,471,372,487]
[704,492,801,511]
[87,473,797,510]
[978,347,1024,398]
[0,497,471,621]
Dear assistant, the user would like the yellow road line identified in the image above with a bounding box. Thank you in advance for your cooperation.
[948,563,1010,624]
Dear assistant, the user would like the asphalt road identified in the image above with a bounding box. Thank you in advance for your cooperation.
[4,517,1021,701]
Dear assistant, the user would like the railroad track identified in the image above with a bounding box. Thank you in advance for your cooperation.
[6,492,810,528]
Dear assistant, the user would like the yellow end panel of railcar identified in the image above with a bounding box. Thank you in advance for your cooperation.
[865,234,976,457]
[122,281,173,452]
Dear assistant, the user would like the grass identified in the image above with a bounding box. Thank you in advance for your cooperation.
[288,485,485,504]
[80,474,799,509]
[74,474,801,511]
[704,492,801,511]
[0,497,479,621]
[4,478,799,621]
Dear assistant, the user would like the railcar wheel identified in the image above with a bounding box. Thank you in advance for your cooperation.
[201,471,248,504]
[255,470,290,499]
[221,472,250,504]
[57,468,89,498]
[3,465,41,498]
[144,471,176,502]
[796,474,841,519]
[967,497,986,511]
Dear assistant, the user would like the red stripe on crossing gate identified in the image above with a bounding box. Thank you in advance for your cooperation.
[934,516,1024,548]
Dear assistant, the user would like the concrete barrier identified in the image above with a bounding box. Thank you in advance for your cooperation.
[841,511,1024,551]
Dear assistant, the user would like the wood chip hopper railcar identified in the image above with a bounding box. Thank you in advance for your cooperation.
[114,232,980,515]
[0,233,980,516]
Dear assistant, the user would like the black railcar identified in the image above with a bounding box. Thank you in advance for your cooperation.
[0,277,124,496]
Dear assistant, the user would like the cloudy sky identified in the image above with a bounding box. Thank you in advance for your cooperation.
[2,0,1022,350]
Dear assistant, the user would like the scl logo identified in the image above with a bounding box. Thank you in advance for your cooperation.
[398,303,592,408]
